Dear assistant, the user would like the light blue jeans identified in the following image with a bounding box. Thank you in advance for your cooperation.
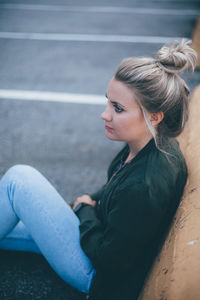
[0,165,96,294]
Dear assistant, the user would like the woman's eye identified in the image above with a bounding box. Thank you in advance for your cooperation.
[114,105,124,113]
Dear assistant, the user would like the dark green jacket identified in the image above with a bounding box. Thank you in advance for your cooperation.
[76,138,187,300]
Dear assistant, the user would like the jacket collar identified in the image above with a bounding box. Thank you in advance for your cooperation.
[123,138,156,164]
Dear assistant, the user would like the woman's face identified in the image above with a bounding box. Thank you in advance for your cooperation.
[101,78,150,145]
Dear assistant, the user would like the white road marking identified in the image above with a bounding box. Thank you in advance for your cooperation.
[0,89,106,105]
[0,32,186,44]
[0,4,198,15]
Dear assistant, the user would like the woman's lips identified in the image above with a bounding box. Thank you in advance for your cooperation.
[105,125,113,130]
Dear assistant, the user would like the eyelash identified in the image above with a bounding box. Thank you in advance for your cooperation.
[113,104,124,113]
[105,96,124,113]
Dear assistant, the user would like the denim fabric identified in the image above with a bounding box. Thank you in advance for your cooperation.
[0,165,96,294]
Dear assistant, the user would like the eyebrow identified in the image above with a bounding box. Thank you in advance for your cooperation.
[105,93,126,108]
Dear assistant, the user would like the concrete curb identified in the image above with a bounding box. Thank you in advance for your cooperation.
[192,14,200,68]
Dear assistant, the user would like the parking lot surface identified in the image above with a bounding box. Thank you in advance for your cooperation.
[0,0,199,299]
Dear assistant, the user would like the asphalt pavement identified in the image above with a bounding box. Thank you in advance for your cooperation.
[0,0,199,299]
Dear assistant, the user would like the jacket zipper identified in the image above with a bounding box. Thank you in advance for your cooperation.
[106,160,126,186]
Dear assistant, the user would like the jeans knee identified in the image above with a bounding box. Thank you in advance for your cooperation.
[4,165,42,186]
[7,164,37,177]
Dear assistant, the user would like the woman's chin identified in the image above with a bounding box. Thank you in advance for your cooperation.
[105,131,119,141]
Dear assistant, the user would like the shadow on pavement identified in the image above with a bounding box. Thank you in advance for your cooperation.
[0,249,86,300]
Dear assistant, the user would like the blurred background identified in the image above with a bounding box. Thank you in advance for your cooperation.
[0,0,199,205]
[0,0,200,299]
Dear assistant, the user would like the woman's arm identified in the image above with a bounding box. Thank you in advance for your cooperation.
[75,181,169,273]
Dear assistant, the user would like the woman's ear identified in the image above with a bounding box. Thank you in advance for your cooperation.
[149,111,164,126]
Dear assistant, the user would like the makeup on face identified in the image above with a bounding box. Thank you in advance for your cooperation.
[105,93,126,114]
[102,78,151,155]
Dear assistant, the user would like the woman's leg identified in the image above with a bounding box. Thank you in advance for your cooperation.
[0,221,41,253]
[0,165,95,294]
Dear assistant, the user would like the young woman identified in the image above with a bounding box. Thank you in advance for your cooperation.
[0,40,197,300]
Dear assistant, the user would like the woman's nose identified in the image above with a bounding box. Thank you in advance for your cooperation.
[101,105,112,121]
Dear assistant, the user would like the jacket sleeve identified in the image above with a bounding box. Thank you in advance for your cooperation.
[76,181,168,273]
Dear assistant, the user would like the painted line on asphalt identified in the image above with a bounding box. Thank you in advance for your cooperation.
[0,4,198,15]
[0,89,107,105]
[0,32,187,44]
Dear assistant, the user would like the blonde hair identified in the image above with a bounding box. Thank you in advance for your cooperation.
[115,39,197,152]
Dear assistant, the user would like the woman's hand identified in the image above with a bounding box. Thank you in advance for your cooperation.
[73,194,96,211]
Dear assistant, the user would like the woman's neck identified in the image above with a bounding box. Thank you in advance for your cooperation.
[126,135,153,162]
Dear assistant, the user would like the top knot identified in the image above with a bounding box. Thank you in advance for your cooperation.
[156,39,197,74]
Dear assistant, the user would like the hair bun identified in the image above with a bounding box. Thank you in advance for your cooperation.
[156,39,197,74]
